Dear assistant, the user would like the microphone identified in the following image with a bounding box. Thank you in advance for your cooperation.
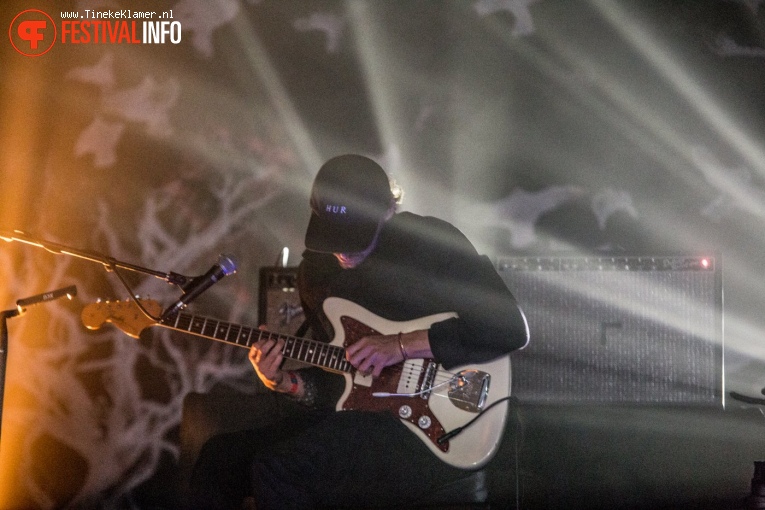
[16,285,77,310]
[160,254,237,321]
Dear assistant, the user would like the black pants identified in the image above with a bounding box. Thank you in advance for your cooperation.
[188,408,467,509]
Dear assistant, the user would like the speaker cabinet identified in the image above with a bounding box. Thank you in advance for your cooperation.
[497,255,723,405]
[257,267,304,336]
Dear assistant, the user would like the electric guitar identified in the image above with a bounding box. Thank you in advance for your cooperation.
[81,297,511,469]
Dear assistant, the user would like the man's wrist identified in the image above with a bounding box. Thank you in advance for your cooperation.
[284,371,299,394]
[276,370,300,395]
[400,329,433,359]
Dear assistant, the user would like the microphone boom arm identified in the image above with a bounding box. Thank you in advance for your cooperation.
[1,230,193,287]
[0,229,197,322]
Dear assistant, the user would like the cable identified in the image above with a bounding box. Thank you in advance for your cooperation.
[437,395,517,444]
[436,396,524,509]
[730,391,765,406]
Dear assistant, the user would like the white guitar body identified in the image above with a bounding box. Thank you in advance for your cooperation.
[81,296,512,470]
[323,297,511,470]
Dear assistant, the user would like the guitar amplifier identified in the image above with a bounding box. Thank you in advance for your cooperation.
[497,255,723,405]
[257,267,305,336]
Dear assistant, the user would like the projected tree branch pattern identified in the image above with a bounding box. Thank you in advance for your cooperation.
[4,168,283,507]
[3,0,765,507]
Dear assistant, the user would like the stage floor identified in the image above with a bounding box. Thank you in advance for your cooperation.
[133,398,765,509]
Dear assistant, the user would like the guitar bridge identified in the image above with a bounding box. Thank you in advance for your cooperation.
[420,361,438,400]
[448,370,491,413]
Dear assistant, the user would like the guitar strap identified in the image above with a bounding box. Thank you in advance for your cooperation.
[294,318,310,338]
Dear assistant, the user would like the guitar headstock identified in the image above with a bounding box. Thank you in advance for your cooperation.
[81,298,163,339]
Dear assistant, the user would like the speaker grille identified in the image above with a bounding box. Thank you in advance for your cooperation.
[497,255,722,405]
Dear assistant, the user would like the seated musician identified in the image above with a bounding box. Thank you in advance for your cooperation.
[189,154,529,509]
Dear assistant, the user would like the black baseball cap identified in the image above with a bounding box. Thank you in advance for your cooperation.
[305,154,393,253]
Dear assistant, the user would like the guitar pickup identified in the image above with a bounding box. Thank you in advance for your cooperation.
[396,360,425,396]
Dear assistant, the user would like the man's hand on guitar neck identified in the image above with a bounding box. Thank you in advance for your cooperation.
[345,329,432,378]
[248,327,434,390]
[249,337,304,397]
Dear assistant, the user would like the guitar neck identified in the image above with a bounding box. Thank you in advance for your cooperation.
[163,311,353,374]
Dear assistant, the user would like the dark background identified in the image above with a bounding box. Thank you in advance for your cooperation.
[2,0,765,508]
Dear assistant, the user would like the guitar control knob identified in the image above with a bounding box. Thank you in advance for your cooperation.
[398,405,413,419]
[418,416,432,429]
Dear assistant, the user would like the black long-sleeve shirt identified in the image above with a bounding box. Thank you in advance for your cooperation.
[297,211,529,372]
[237,212,531,508]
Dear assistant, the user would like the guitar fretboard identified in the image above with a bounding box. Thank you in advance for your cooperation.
[167,311,353,373]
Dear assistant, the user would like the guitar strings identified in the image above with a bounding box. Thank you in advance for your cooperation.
[267,329,485,405]
[371,365,483,406]
[153,314,488,406]
[255,329,474,389]
[372,377,455,398]
[382,363,468,386]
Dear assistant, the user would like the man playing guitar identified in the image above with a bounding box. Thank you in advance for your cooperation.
[189,154,530,509]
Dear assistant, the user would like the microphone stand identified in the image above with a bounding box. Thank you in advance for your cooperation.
[0,230,221,450]
[0,308,19,450]
[0,230,195,322]
[0,286,78,450]
[0,229,208,451]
